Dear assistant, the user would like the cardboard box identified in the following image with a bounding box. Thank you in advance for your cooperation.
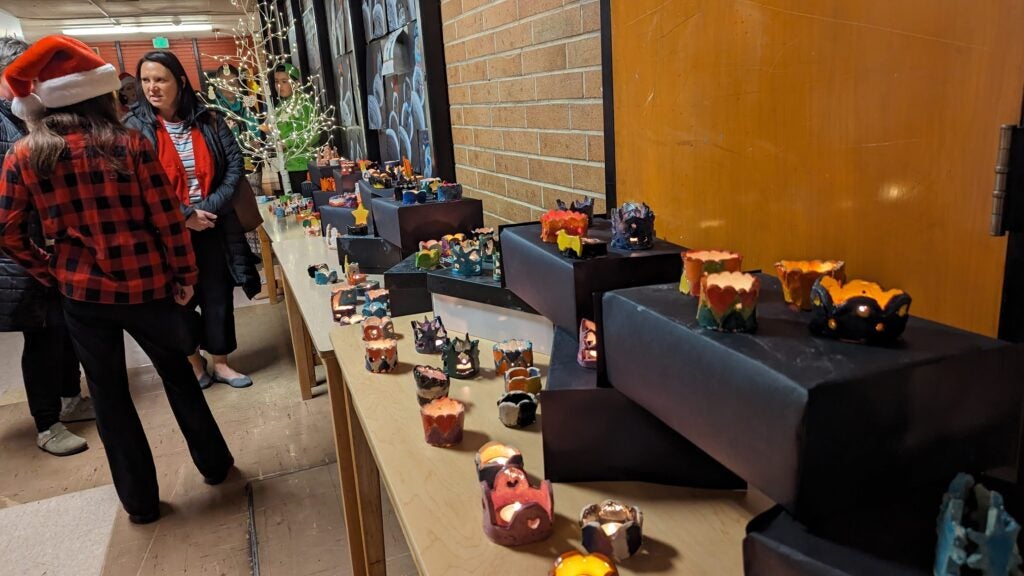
[541,327,745,488]
[499,219,684,333]
[371,197,484,253]
[383,254,433,317]
[602,278,1024,526]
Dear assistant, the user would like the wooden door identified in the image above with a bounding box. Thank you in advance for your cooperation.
[610,0,1024,336]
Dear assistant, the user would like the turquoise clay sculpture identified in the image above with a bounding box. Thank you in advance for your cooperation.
[935,473,1022,576]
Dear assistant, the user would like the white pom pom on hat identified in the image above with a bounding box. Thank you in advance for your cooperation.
[3,35,121,120]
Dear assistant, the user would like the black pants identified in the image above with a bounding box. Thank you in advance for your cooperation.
[62,297,233,516]
[22,300,82,432]
[188,229,237,356]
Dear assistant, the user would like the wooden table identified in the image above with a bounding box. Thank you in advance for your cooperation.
[329,318,773,576]
[273,234,383,576]
[257,215,310,304]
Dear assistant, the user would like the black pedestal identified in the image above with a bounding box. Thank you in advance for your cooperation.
[602,278,1024,527]
[333,168,361,193]
[426,267,535,313]
[499,219,684,333]
[335,236,403,273]
[541,327,745,488]
[358,180,392,233]
[371,197,484,253]
[383,254,433,317]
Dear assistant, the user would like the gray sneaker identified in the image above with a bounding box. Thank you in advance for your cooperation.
[60,395,96,423]
[37,423,88,456]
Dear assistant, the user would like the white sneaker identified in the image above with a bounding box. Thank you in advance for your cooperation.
[60,395,96,423]
[36,423,88,456]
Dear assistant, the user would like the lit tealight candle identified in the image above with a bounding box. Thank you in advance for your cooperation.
[601,522,623,537]
[498,502,523,525]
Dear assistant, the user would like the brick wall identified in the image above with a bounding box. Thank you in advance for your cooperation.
[440,0,605,227]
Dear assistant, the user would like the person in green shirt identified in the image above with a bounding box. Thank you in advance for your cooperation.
[261,63,317,196]
[207,64,259,171]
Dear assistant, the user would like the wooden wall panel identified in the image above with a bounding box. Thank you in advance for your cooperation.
[86,38,249,88]
[610,0,1024,335]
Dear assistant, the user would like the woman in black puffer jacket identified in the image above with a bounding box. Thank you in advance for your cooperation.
[0,37,93,456]
[124,51,260,389]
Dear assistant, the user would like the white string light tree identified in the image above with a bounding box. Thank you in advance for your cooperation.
[204,0,336,194]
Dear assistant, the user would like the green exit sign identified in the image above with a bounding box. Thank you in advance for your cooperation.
[152,36,169,49]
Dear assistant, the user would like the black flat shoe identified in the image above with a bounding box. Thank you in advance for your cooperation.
[204,458,236,486]
[128,509,160,525]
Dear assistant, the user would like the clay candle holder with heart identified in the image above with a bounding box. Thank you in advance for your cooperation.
[480,466,554,546]
[420,397,465,447]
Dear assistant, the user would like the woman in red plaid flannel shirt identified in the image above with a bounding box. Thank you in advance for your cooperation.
[0,36,234,525]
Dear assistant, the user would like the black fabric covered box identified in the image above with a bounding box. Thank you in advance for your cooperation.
[500,219,684,333]
[320,204,376,237]
[332,168,361,193]
[383,254,433,317]
[744,474,1024,575]
[602,278,1024,527]
[541,327,745,488]
[426,267,535,313]
[371,197,483,253]
[335,236,403,273]
[358,180,391,233]
[311,190,335,211]
[307,162,325,184]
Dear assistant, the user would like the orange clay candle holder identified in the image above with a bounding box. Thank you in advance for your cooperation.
[549,551,618,576]
[420,397,464,447]
[680,250,743,297]
[697,272,761,333]
[540,210,589,243]
[774,259,846,311]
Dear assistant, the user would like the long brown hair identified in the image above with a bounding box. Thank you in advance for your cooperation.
[23,92,129,176]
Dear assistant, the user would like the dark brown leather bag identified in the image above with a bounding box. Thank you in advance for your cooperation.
[232,176,264,232]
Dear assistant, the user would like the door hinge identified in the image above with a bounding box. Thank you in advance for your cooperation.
[992,124,1024,236]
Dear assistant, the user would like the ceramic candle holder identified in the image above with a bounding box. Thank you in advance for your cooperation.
[344,258,361,285]
[557,230,607,260]
[328,193,359,208]
[774,259,847,311]
[577,319,598,369]
[540,210,589,243]
[474,227,496,263]
[351,200,369,228]
[493,239,503,282]
[364,339,398,373]
[437,182,463,201]
[481,466,554,546]
[362,301,389,319]
[308,263,328,279]
[451,240,483,277]
[347,224,368,236]
[354,280,379,298]
[504,366,542,394]
[497,392,538,428]
[420,397,464,447]
[809,277,912,344]
[402,189,428,205]
[697,272,760,333]
[331,287,358,322]
[610,202,656,250]
[362,316,395,341]
[415,247,441,271]
[440,234,466,267]
[680,250,743,297]
[442,334,480,379]
[579,500,644,562]
[475,441,525,485]
[412,315,448,354]
[492,339,534,376]
[366,288,390,306]
[413,365,450,406]
[556,197,595,226]
[549,551,619,576]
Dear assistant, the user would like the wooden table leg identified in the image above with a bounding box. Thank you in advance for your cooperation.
[282,277,316,400]
[325,355,370,576]
[346,383,386,576]
[257,226,279,304]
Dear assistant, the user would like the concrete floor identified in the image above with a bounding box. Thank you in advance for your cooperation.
[0,296,414,575]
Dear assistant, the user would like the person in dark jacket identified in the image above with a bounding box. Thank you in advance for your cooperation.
[1,34,234,524]
[0,36,94,456]
[125,51,260,389]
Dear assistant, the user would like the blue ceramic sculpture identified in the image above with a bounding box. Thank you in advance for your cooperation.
[935,473,1022,576]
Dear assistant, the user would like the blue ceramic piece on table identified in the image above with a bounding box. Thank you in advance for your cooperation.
[362,301,389,319]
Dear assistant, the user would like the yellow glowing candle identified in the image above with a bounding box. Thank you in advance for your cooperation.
[498,502,522,525]
[601,522,623,537]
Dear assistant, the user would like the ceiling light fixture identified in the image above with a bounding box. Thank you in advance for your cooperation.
[62,24,214,36]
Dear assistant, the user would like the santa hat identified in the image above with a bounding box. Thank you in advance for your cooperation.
[3,35,120,120]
